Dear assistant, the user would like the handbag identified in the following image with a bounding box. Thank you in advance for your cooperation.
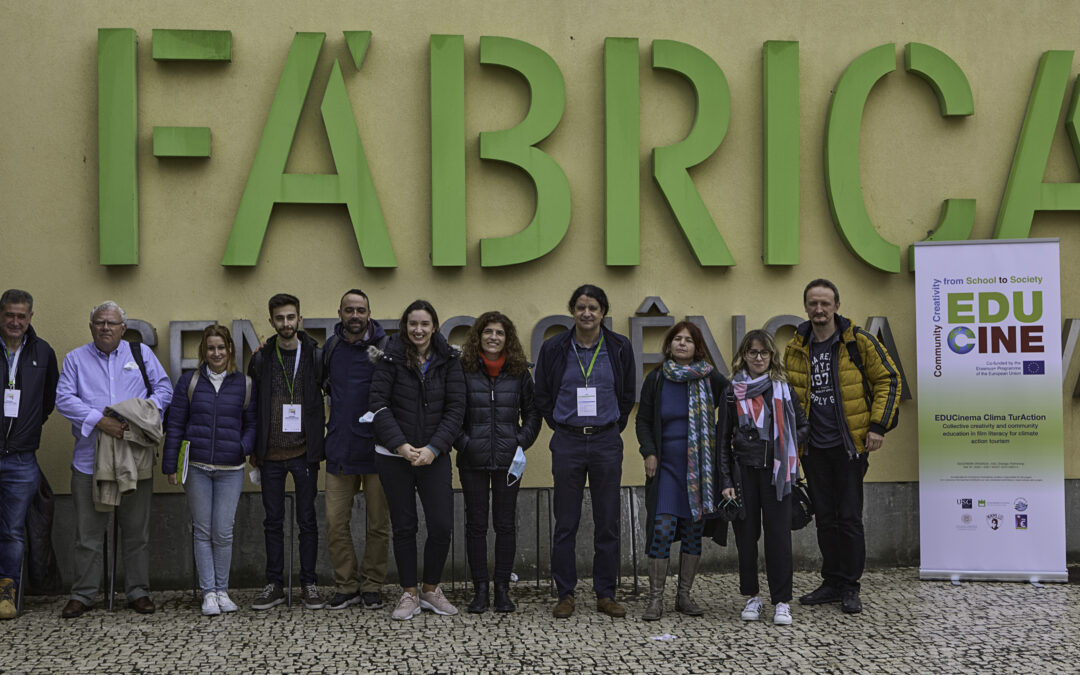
[790,477,814,530]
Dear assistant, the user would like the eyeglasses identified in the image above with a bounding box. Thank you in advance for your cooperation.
[746,350,771,359]
[92,320,123,328]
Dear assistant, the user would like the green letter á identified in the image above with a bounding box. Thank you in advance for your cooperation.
[221,32,395,267]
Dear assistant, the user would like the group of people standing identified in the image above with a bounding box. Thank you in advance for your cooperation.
[0,278,901,625]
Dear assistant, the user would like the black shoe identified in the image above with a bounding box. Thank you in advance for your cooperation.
[493,581,515,613]
[841,590,862,614]
[361,592,384,610]
[468,582,490,614]
[799,584,842,606]
[326,591,361,610]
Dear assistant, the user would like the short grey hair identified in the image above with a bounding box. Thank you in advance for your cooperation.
[90,301,126,324]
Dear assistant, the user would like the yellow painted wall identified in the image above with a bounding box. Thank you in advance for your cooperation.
[3,1,1079,494]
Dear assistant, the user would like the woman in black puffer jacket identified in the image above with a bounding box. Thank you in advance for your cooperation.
[454,311,541,613]
[368,299,466,621]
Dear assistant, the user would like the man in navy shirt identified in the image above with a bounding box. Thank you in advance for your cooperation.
[534,285,636,619]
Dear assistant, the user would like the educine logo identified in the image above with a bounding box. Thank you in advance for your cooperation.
[1015,514,1028,529]
[977,499,986,507]
[947,327,976,354]
[1014,498,1028,512]
[957,498,973,508]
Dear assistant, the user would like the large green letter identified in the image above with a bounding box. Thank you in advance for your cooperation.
[478,36,570,267]
[222,33,395,267]
[904,43,976,270]
[652,40,733,266]
[994,51,1080,238]
[98,28,138,265]
[825,44,898,273]
[604,37,640,265]
[431,35,466,266]
[763,41,799,266]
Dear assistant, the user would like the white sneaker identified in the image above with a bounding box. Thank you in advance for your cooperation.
[391,591,421,621]
[216,591,238,613]
[774,602,792,625]
[419,586,459,616]
[740,596,762,621]
[201,592,221,616]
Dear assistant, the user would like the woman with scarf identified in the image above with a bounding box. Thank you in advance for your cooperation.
[454,311,541,614]
[718,329,808,626]
[636,321,728,621]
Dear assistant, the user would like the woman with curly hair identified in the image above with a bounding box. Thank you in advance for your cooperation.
[718,329,808,626]
[454,312,541,613]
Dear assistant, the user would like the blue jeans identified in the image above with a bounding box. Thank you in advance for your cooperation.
[260,456,320,585]
[0,452,40,585]
[185,465,244,594]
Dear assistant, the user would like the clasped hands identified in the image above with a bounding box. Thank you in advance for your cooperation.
[396,443,435,466]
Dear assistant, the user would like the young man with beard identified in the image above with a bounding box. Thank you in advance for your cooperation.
[248,294,326,610]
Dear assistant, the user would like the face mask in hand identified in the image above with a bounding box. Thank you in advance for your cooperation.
[507,447,526,486]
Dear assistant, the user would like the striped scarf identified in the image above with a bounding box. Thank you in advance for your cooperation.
[662,360,718,521]
[732,371,799,501]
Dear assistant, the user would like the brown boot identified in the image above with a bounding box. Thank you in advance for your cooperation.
[675,553,704,616]
[642,557,668,621]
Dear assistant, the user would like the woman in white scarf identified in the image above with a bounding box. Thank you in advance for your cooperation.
[718,330,808,626]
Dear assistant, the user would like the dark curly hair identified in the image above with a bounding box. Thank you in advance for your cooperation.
[460,311,529,376]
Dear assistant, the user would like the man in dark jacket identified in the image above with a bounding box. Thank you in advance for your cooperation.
[322,289,390,611]
[534,285,636,619]
[248,293,326,611]
[0,289,58,620]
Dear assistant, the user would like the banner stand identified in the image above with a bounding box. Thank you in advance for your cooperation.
[914,239,1066,583]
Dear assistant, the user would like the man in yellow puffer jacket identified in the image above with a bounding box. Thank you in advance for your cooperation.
[784,279,901,615]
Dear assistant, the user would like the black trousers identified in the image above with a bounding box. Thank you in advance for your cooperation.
[375,452,453,589]
[802,444,868,592]
[459,467,520,583]
[733,464,793,604]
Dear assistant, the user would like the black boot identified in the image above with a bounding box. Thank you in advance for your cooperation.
[468,582,490,614]
[493,581,515,613]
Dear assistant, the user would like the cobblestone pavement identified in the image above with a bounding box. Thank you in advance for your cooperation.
[1,568,1077,674]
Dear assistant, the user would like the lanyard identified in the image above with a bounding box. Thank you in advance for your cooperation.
[3,339,24,389]
[274,341,301,402]
[571,334,604,387]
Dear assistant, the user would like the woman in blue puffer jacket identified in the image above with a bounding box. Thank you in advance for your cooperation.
[163,324,256,616]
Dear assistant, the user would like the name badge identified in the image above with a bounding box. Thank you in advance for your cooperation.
[3,390,19,418]
[576,387,597,417]
[282,404,302,433]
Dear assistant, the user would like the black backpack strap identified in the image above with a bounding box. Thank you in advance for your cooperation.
[320,335,339,394]
[127,340,153,397]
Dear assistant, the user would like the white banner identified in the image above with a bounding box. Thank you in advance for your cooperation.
[914,239,1065,582]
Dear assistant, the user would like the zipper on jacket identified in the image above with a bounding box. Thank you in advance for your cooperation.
[488,375,497,471]
[209,376,219,465]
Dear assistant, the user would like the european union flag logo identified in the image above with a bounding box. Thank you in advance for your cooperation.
[1023,361,1045,375]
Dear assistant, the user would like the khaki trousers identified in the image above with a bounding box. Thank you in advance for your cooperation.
[324,471,390,593]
